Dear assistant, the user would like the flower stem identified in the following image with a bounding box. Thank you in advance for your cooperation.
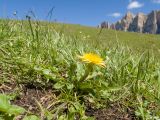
[79,64,93,82]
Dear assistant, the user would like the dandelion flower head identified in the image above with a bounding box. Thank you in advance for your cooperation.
[79,53,106,67]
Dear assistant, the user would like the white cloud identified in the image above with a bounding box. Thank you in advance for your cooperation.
[109,13,121,18]
[152,0,160,3]
[127,1,144,9]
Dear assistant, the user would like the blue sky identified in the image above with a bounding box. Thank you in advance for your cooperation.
[0,0,160,26]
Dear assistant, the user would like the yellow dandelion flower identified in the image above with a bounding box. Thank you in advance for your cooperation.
[79,53,106,67]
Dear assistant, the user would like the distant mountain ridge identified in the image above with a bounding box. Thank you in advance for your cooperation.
[100,10,160,34]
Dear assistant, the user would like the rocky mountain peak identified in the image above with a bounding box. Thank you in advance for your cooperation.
[114,12,134,31]
[143,10,157,34]
[123,11,134,21]
[100,10,160,34]
[128,12,147,32]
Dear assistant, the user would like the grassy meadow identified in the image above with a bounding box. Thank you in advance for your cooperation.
[0,19,160,120]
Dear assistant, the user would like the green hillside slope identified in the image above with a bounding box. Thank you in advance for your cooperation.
[52,23,160,56]
[0,19,160,119]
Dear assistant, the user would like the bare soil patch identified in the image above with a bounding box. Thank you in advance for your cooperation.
[0,83,137,120]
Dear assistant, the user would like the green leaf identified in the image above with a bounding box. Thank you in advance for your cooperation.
[54,82,65,89]
[42,69,51,75]
[58,115,67,120]
[79,82,93,90]
[79,82,94,94]
[34,66,43,71]
[0,94,25,116]
[82,116,95,120]
[66,83,74,90]
[0,94,10,113]
[23,115,40,120]
[68,105,76,113]
[44,110,53,120]
[99,90,111,99]
[7,105,25,116]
